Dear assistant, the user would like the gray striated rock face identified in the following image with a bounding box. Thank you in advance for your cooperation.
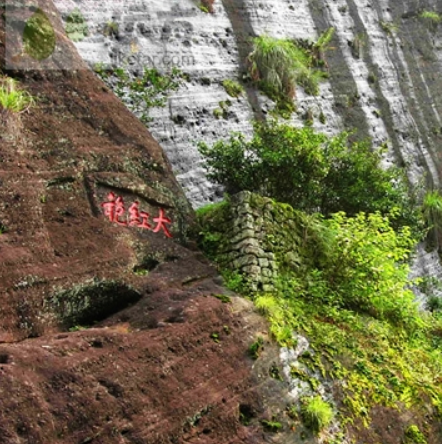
[53,0,442,281]
[53,0,442,204]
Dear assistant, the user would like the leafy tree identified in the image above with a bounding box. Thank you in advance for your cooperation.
[198,121,420,231]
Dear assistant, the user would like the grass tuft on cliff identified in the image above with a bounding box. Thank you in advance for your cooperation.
[0,77,35,114]
[247,29,334,116]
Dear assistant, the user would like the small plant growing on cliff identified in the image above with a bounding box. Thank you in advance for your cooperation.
[95,66,184,124]
[103,21,119,38]
[422,190,442,250]
[380,20,398,35]
[261,418,283,432]
[222,79,244,98]
[419,10,442,32]
[247,31,333,115]
[301,396,333,433]
[248,336,264,359]
[199,0,214,13]
[248,35,304,109]
[65,8,88,42]
[0,77,35,114]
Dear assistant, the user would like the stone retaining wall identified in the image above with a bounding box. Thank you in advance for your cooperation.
[224,192,279,291]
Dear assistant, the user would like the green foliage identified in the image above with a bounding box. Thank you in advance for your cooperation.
[261,418,283,432]
[103,21,119,37]
[213,108,224,119]
[380,20,398,35]
[248,336,264,359]
[404,425,427,444]
[223,270,249,293]
[199,0,214,13]
[65,8,88,42]
[195,200,228,218]
[314,27,335,54]
[0,77,35,113]
[301,396,333,433]
[197,194,442,429]
[210,332,220,343]
[426,295,442,313]
[418,276,442,296]
[318,212,419,326]
[198,121,421,232]
[419,10,442,31]
[69,325,88,332]
[212,293,231,303]
[248,35,300,99]
[95,66,184,123]
[23,8,56,60]
[247,30,333,114]
[422,190,442,249]
[222,79,244,97]
[213,100,231,119]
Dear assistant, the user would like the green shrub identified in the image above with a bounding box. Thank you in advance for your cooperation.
[0,77,35,113]
[198,120,420,231]
[301,396,333,433]
[320,212,419,326]
[248,35,305,106]
[426,295,442,313]
[222,79,244,97]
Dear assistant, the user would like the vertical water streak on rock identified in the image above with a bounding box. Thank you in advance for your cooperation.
[221,0,264,120]
[320,0,391,155]
[349,0,439,186]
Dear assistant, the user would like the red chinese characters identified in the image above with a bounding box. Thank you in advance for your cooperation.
[101,193,172,237]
